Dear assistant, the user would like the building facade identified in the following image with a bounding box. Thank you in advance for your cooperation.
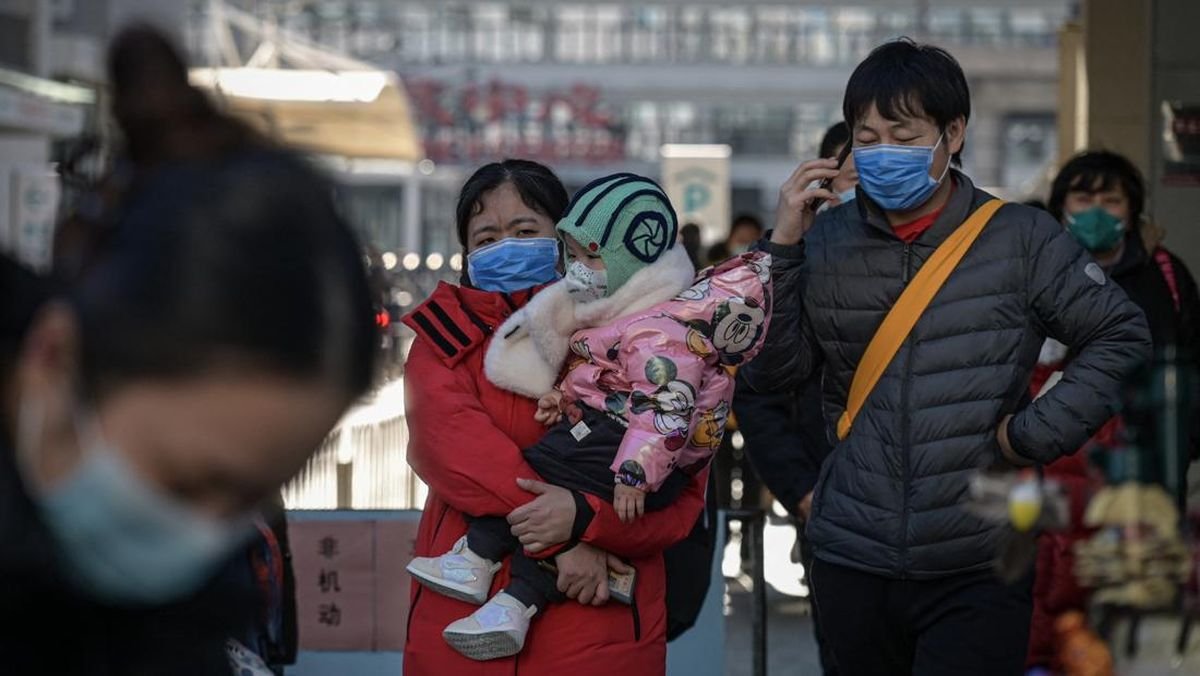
[197,0,1069,258]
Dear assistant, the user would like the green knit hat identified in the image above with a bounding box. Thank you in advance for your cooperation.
[556,173,679,296]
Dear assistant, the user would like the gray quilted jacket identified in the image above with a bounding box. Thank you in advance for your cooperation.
[744,172,1152,578]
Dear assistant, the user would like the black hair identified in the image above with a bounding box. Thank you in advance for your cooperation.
[843,38,971,165]
[680,223,702,269]
[65,26,376,400]
[819,122,850,160]
[454,159,569,249]
[680,223,702,246]
[730,213,764,235]
[1048,151,1146,226]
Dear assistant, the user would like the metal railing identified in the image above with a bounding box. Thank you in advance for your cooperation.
[282,377,427,510]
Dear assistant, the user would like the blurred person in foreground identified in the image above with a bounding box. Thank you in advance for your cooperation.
[402,161,711,675]
[706,213,764,265]
[0,26,375,674]
[1023,151,1200,670]
[732,120,859,675]
[742,39,1151,675]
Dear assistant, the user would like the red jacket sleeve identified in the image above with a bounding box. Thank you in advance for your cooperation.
[405,338,542,517]
[579,468,709,559]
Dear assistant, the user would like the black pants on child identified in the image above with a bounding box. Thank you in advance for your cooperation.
[810,557,1033,676]
[467,405,688,610]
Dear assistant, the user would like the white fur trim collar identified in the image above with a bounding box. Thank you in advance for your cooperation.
[484,282,576,398]
[484,245,695,397]
[574,245,695,327]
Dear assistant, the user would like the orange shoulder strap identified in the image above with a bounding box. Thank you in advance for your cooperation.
[836,199,1004,441]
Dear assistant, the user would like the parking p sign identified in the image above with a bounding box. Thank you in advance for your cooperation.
[660,144,731,246]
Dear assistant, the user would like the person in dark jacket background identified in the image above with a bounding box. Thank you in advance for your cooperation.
[1049,150,1200,471]
[680,222,704,271]
[733,120,860,675]
[706,213,764,265]
[743,39,1152,675]
[1022,150,1200,668]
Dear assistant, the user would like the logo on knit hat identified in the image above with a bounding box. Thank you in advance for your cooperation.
[624,211,671,262]
[557,172,679,295]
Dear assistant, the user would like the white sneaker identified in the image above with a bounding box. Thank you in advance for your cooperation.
[406,536,500,605]
[443,592,537,661]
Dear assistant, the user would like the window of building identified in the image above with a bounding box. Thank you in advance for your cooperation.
[1001,114,1057,194]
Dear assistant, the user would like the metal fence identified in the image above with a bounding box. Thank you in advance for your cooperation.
[282,377,428,510]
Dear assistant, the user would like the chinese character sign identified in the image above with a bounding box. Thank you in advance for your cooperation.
[290,520,373,650]
[289,514,422,651]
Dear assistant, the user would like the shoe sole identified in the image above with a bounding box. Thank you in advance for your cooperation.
[443,627,522,661]
[405,562,488,605]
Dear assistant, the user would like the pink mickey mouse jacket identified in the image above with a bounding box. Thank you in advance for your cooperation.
[485,245,772,492]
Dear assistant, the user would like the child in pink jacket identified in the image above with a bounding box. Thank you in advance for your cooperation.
[407,173,771,660]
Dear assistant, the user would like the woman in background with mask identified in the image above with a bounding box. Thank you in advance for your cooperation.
[1049,150,1200,356]
[1025,151,1200,669]
[402,162,710,675]
[0,27,376,674]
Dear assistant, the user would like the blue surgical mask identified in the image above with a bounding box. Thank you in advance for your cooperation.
[853,135,950,212]
[18,401,251,604]
[466,237,561,293]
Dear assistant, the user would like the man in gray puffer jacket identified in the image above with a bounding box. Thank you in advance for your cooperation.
[743,39,1151,675]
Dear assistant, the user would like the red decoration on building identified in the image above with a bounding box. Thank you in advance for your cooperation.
[407,77,626,165]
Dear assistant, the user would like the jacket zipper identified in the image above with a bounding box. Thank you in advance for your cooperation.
[898,243,914,579]
[630,592,642,641]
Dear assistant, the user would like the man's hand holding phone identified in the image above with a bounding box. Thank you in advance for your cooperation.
[772,157,845,246]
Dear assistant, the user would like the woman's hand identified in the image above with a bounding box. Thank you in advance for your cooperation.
[508,478,577,553]
[554,543,610,606]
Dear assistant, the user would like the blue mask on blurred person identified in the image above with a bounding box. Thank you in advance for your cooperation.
[18,402,251,605]
[853,135,950,212]
[466,237,561,293]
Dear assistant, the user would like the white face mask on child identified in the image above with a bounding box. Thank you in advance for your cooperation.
[563,261,608,303]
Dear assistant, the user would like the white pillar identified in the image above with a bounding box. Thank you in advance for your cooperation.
[403,172,422,254]
[28,0,50,77]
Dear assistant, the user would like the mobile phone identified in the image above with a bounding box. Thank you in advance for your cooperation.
[806,142,852,213]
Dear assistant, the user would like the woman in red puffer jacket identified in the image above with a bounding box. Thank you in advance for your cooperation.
[401,161,706,676]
